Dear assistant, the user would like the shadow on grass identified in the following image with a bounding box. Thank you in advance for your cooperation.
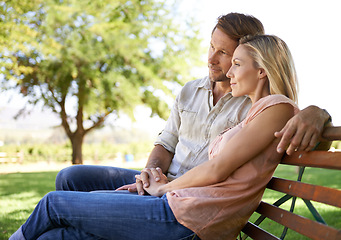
[0,171,58,240]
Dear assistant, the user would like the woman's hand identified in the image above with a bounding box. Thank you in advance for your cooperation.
[136,167,169,197]
[116,183,138,193]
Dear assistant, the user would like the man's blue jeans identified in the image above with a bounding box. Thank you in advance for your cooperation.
[11,166,197,239]
[55,165,140,192]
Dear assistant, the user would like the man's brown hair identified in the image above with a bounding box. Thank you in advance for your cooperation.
[213,13,265,41]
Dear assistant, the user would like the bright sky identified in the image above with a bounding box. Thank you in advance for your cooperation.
[181,0,341,126]
[1,0,340,135]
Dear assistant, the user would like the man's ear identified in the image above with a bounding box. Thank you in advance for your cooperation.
[258,68,267,79]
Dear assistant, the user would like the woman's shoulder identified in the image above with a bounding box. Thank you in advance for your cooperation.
[255,94,296,108]
[244,95,299,125]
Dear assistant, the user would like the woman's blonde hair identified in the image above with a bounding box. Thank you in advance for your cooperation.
[240,35,298,103]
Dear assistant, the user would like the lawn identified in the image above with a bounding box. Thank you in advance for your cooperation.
[0,171,58,239]
[0,165,340,240]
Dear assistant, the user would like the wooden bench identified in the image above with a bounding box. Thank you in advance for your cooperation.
[240,150,341,240]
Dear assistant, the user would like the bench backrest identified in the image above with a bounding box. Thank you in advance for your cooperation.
[241,150,341,240]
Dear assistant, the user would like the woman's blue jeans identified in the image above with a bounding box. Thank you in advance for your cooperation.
[11,165,197,240]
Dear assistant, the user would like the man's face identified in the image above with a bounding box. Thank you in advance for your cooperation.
[208,28,239,83]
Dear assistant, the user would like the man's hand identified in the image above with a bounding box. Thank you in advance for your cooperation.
[116,167,163,195]
[275,106,330,155]
[117,145,173,195]
[138,168,169,197]
[118,167,163,195]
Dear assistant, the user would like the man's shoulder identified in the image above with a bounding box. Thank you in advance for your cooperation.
[182,76,210,90]
[175,76,209,105]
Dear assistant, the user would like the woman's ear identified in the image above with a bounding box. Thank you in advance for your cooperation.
[258,68,267,79]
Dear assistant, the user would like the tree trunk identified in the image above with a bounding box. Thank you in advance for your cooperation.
[71,133,84,165]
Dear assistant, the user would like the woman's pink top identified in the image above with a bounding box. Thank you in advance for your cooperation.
[167,95,299,240]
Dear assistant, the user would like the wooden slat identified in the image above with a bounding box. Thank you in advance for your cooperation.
[241,222,279,240]
[267,177,341,208]
[280,151,341,170]
[256,202,341,240]
[322,126,341,141]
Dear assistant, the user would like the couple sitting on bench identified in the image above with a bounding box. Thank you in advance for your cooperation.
[10,13,338,240]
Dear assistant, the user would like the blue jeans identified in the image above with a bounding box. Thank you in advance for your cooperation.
[55,165,140,192]
[10,166,197,240]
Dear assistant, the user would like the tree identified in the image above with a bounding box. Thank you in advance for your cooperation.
[0,0,203,164]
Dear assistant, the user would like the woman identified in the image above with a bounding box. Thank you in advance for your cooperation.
[10,35,299,240]
[139,34,299,239]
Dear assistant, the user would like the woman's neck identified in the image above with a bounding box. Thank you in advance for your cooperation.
[249,78,271,104]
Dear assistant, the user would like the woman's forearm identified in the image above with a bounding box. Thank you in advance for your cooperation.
[157,160,221,195]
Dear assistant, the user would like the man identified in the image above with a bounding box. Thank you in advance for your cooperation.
[56,13,331,196]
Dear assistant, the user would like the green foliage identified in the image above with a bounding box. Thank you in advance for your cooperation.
[0,141,154,163]
[0,0,204,120]
[0,0,204,163]
[331,140,341,150]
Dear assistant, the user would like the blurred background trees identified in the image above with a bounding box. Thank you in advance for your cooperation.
[0,0,204,164]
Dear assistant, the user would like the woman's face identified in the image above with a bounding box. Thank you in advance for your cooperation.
[226,45,261,99]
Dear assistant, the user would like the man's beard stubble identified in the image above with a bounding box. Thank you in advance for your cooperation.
[208,64,230,83]
[209,72,230,83]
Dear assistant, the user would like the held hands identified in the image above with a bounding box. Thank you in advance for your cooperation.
[115,167,162,194]
[275,106,330,155]
[116,167,168,196]
[135,167,169,197]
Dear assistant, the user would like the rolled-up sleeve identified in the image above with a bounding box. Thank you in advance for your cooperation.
[154,94,181,154]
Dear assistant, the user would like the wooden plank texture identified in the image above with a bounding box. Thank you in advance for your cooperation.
[267,177,341,208]
[241,222,279,240]
[281,151,341,170]
[255,202,341,240]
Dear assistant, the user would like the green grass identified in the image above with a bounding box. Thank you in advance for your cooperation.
[0,171,58,240]
[0,166,340,240]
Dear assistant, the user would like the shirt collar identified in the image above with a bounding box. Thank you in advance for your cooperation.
[195,76,234,99]
[195,76,211,90]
